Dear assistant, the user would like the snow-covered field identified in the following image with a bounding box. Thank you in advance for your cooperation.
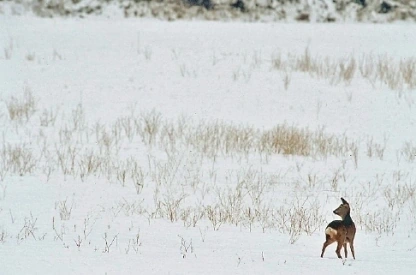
[1,16,416,274]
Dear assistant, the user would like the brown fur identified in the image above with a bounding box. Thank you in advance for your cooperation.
[320,198,356,259]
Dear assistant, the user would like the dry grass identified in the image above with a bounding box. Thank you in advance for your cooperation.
[401,141,416,162]
[39,107,59,127]
[366,137,386,160]
[282,71,291,90]
[271,49,416,91]
[260,124,358,159]
[3,37,14,60]
[5,88,37,122]
[1,143,37,176]
[2,92,416,244]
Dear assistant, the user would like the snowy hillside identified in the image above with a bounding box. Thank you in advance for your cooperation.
[1,14,416,275]
[1,0,416,22]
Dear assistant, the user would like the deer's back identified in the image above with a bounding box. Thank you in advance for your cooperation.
[327,219,356,241]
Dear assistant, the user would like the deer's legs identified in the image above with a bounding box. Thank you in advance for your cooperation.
[321,235,335,258]
[350,241,356,260]
[335,241,343,259]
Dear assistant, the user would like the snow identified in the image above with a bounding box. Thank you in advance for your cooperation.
[1,16,416,274]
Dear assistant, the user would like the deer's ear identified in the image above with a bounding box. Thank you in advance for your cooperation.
[341,198,349,205]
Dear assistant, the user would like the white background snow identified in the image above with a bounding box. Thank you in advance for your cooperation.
[1,14,416,274]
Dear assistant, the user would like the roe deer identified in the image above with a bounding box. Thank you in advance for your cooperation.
[320,197,356,259]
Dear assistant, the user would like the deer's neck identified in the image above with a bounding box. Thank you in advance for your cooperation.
[343,211,354,226]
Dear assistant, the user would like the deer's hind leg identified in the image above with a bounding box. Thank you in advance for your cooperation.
[335,228,347,259]
[335,240,343,259]
[321,234,335,258]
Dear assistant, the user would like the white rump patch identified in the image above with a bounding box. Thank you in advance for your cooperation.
[325,227,338,238]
